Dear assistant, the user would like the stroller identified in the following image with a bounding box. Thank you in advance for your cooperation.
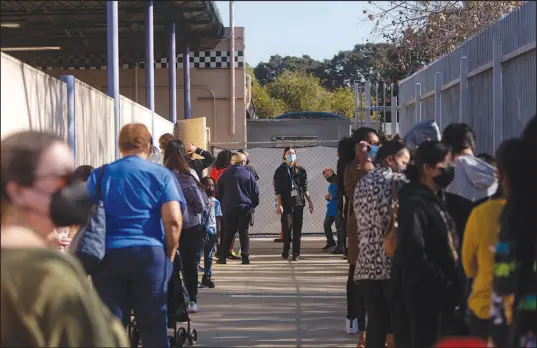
[128,251,198,347]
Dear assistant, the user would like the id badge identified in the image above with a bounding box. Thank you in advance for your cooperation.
[290,189,298,197]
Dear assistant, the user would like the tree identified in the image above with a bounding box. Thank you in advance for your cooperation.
[266,70,332,113]
[254,55,322,85]
[363,1,523,74]
[326,87,355,118]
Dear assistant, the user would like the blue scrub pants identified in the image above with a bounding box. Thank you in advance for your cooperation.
[92,246,173,348]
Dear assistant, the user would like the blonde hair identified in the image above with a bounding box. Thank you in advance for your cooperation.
[231,152,246,165]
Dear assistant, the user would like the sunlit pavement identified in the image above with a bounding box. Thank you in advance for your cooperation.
[187,237,358,348]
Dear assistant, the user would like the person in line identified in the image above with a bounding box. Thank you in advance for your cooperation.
[238,149,260,181]
[210,150,241,261]
[1,131,129,347]
[169,140,215,180]
[197,176,222,289]
[442,123,498,246]
[65,165,95,239]
[322,168,339,250]
[442,123,498,334]
[217,152,259,265]
[274,147,314,261]
[87,124,184,347]
[354,141,410,348]
[211,149,233,182]
[164,139,208,314]
[462,138,520,341]
[336,137,354,259]
[391,140,464,348]
[490,115,537,348]
[159,133,175,153]
[344,127,378,342]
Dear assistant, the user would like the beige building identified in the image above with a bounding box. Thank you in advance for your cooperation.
[38,27,248,146]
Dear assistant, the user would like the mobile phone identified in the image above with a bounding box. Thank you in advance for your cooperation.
[368,145,379,160]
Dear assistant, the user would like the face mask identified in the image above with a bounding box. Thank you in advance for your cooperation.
[369,145,379,160]
[433,166,455,189]
[49,181,93,227]
[286,154,297,163]
[206,189,214,196]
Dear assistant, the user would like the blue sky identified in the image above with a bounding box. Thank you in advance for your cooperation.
[214,1,377,67]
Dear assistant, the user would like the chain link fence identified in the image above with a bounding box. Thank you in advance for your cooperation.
[211,141,339,237]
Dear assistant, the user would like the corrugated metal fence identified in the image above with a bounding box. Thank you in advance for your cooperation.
[398,1,536,154]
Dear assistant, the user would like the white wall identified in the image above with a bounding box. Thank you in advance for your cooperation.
[1,53,174,167]
[1,52,67,140]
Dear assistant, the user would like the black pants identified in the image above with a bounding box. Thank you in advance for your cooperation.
[469,310,490,341]
[282,205,304,257]
[219,207,251,258]
[348,265,367,330]
[337,206,346,250]
[179,225,204,303]
[359,280,392,348]
[394,294,440,348]
[323,215,337,245]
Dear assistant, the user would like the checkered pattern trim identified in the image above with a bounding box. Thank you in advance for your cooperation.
[28,50,245,70]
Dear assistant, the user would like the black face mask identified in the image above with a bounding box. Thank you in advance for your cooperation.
[206,189,214,196]
[245,158,250,166]
[49,181,93,227]
[433,166,455,189]
[326,174,335,183]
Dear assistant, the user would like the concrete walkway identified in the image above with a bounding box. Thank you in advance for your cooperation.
[189,238,358,348]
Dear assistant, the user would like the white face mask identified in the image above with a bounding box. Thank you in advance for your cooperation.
[286,154,297,163]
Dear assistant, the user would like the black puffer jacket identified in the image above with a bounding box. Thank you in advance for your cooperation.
[391,181,464,310]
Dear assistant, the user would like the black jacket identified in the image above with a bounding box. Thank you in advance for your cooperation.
[273,163,308,210]
[391,181,464,310]
[188,148,216,179]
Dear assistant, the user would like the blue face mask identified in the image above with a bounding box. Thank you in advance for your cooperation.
[286,154,297,163]
[369,145,379,160]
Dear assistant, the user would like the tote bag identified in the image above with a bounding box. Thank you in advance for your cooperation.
[68,165,107,275]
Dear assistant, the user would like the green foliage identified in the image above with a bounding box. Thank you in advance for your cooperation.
[251,83,286,119]
[249,43,403,119]
[325,87,355,118]
[265,70,332,113]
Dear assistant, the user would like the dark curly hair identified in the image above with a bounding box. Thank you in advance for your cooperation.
[214,149,233,170]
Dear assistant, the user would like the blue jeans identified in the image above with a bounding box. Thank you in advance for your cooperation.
[92,246,173,348]
[196,233,217,278]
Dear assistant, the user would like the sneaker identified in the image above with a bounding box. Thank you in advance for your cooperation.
[201,275,215,288]
[292,255,300,261]
[345,317,358,334]
[228,250,241,260]
[187,301,200,313]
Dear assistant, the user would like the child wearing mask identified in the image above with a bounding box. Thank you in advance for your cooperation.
[198,176,223,288]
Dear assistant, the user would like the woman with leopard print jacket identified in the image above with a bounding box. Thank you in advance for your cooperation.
[353,141,410,348]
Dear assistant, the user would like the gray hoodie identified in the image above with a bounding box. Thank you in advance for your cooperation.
[445,155,498,202]
[444,154,498,247]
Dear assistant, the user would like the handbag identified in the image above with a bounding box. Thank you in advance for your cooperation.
[68,165,107,275]
[383,175,398,257]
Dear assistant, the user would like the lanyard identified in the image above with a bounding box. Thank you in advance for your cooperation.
[287,166,295,189]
